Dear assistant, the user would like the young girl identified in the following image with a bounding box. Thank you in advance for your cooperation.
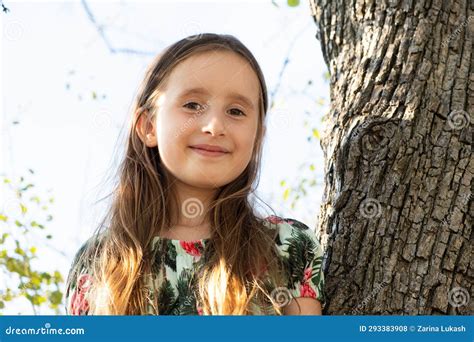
[65,33,326,315]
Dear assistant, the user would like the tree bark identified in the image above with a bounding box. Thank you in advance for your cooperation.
[310,0,473,314]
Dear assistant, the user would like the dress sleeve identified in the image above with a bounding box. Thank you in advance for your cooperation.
[64,239,94,315]
[270,216,326,306]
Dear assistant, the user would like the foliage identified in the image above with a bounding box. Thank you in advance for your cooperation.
[0,170,64,314]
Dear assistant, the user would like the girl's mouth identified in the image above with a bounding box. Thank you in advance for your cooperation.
[189,147,229,157]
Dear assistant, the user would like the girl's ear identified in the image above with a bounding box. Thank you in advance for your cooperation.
[135,109,157,147]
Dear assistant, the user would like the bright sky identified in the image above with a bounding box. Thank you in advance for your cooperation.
[0,0,329,314]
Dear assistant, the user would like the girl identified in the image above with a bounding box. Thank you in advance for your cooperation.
[65,33,326,315]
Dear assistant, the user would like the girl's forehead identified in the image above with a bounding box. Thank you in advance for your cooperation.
[165,50,260,99]
[179,49,246,71]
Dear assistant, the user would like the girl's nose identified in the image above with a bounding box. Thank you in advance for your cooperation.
[201,109,226,136]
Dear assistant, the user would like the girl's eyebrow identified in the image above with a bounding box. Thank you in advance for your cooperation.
[178,87,256,111]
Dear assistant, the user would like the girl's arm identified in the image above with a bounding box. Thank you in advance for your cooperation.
[283,298,322,315]
[268,216,326,316]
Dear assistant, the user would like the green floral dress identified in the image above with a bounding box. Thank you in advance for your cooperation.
[65,215,326,315]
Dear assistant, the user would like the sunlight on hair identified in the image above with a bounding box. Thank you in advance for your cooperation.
[91,281,113,315]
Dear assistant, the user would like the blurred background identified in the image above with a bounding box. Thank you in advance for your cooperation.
[0,0,329,314]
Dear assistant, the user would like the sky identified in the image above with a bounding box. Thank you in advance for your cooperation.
[0,0,330,314]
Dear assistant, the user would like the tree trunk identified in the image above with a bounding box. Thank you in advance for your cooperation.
[310,0,473,314]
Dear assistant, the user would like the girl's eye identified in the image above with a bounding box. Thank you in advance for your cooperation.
[228,108,245,117]
[183,102,203,111]
[183,102,245,116]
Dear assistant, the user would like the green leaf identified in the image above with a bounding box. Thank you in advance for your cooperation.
[287,0,300,6]
[3,291,13,301]
[20,184,34,191]
[6,258,25,275]
[0,214,7,222]
[30,275,42,287]
[14,247,25,256]
[53,271,63,283]
[323,71,330,81]
[31,294,46,305]
[41,272,52,281]
[0,233,9,243]
[283,188,290,201]
[158,279,176,314]
[312,128,320,140]
[49,290,62,305]
[20,203,27,215]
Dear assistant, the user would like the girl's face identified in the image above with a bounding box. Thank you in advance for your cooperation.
[151,50,262,189]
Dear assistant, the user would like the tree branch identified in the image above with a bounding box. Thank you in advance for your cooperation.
[1,0,10,13]
[81,0,155,56]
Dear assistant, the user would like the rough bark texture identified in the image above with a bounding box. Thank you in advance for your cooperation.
[310,0,473,314]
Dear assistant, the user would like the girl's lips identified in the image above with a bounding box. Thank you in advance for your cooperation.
[189,147,229,157]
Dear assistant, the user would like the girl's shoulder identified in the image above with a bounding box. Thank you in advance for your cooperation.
[262,215,321,248]
[65,233,105,315]
[262,215,326,305]
[69,232,105,269]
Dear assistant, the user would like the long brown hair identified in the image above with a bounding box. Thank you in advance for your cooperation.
[66,33,289,315]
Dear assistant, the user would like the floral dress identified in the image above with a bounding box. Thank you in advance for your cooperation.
[65,215,326,315]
